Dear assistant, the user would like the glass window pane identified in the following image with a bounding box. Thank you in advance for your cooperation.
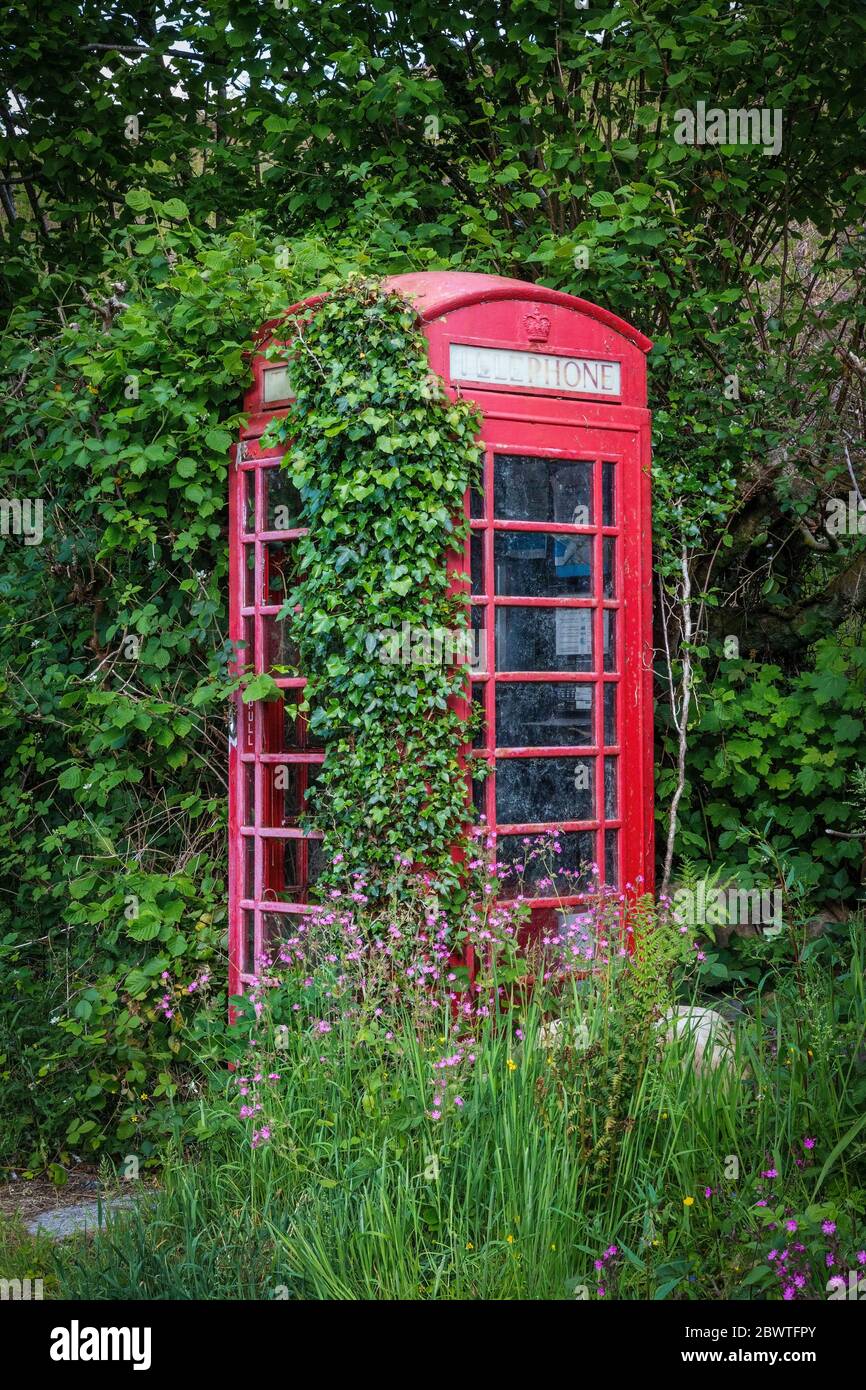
[471,606,487,674]
[496,682,593,747]
[262,699,299,753]
[240,616,255,673]
[470,485,484,519]
[243,762,255,827]
[305,760,323,814]
[263,839,300,900]
[243,470,256,533]
[495,755,595,824]
[243,545,256,608]
[471,682,487,749]
[264,615,299,672]
[261,911,287,953]
[553,907,598,965]
[243,836,255,900]
[602,462,615,527]
[242,909,256,974]
[300,713,325,750]
[494,531,592,597]
[604,684,617,745]
[603,610,616,672]
[307,837,326,887]
[494,455,593,524]
[265,466,304,531]
[604,828,619,887]
[604,758,618,818]
[603,537,616,598]
[471,531,484,595]
[496,830,596,895]
[263,762,302,828]
[495,606,592,672]
[262,910,306,957]
[262,541,298,607]
[471,767,487,817]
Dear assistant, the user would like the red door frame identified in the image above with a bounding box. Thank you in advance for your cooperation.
[229,274,653,998]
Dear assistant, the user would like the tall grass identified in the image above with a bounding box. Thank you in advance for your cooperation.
[54,912,866,1301]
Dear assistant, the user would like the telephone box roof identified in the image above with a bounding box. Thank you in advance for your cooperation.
[255,271,652,354]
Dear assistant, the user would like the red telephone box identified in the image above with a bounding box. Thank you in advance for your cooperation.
[229,272,653,997]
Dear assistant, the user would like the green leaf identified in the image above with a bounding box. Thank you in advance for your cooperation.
[160,197,189,220]
[124,188,153,212]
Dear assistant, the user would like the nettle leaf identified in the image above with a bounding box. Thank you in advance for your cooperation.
[124,187,153,212]
[125,915,162,942]
[160,197,189,220]
[242,672,282,703]
[205,428,233,453]
[69,874,98,900]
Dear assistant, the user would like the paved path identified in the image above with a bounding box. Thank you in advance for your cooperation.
[26,1196,138,1240]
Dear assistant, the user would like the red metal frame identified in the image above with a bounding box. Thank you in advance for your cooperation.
[229,273,653,996]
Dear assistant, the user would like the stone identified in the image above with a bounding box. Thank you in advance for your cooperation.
[538,1016,590,1052]
[657,1005,736,1076]
[25,1196,137,1241]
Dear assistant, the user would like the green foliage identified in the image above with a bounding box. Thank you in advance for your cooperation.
[0,1214,60,1297]
[660,638,866,898]
[269,281,483,888]
[549,895,694,1187]
[2,2,866,1168]
[0,220,381,1166]
[51,919,866,1301]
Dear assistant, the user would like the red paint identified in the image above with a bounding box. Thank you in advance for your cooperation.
[229,273,654,993]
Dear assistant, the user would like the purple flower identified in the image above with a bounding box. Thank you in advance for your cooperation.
[821,1220,836,1236]
[803,1137,816,1150]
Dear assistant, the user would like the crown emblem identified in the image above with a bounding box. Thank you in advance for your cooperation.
[524,305,551,343]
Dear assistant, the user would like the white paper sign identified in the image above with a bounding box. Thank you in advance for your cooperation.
[262,365,293,402]
[450,344,621,396]
[555,609,592,657]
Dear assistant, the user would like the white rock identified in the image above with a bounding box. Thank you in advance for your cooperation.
[657,1006,736,1076]
[538,1016,590,1052]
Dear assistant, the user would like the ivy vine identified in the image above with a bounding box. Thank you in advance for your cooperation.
[266,280,484,894]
